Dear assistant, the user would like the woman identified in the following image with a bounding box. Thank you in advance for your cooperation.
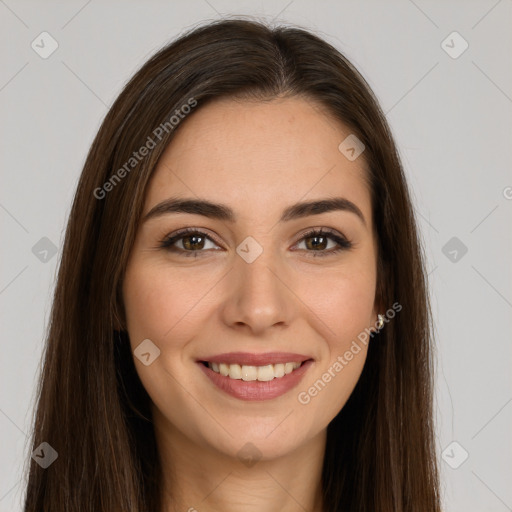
[23,19,442,512]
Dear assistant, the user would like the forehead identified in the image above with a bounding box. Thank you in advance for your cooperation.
[145,96,372,226]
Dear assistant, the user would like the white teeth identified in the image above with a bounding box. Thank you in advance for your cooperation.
[257,365,274,382]
[274,363,285,378]
[207,361,303,381]
[241,365,258,381]
[284,362,295,375]
[228,364,242,380]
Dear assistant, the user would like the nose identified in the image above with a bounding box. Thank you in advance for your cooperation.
[220,249,296,336]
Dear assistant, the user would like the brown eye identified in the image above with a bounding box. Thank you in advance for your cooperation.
[294,229,352,256]
[304,234,330,251]
[159,229,221,255]
[181,233,206,251]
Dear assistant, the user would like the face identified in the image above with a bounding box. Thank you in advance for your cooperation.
[122,96,380,461]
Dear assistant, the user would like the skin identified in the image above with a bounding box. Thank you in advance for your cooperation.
[122,96,381,512]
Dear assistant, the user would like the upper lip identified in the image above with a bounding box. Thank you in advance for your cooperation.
[197,352,313,366]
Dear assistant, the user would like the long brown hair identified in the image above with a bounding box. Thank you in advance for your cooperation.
[23,19,441,511]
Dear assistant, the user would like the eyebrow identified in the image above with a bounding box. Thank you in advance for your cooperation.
[143,196,366,227]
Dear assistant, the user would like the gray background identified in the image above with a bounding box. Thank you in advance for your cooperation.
[1,1,511,510]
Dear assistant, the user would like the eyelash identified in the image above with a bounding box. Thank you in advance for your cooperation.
[158,227,352,258]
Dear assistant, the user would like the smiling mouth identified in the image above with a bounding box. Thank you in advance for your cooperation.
[199,360,310,381]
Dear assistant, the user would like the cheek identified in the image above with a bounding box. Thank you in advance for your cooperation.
[123,261,207,344]
[122,262,210,412]
[328,278,375,345]
[298,263,376,349]
[293,265,375,419]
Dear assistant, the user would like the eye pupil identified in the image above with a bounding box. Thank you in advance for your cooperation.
[183,235,205,251]
[306,235,327,250]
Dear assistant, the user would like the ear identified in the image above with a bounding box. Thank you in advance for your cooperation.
[370,298,384,333]
[374,302,384,323]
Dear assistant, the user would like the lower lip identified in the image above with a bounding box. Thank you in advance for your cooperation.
[197,360,314,401]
